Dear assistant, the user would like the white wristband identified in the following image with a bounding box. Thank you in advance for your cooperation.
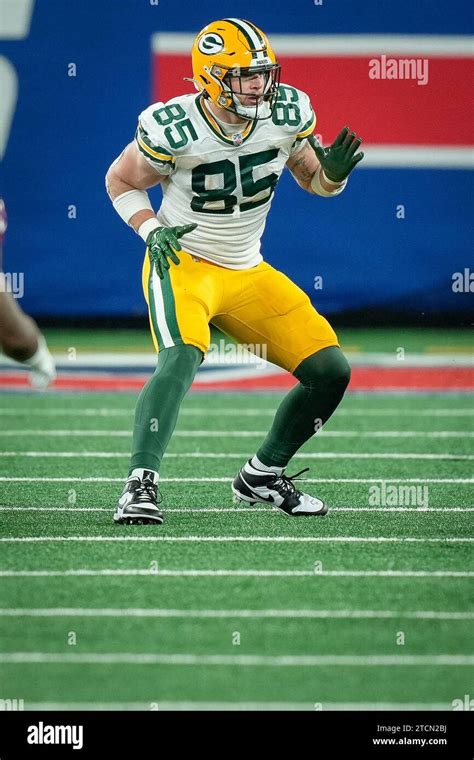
[321,170,344,187]
[137,217,161,242]
[310,168,347,197]
[112,189,154,225]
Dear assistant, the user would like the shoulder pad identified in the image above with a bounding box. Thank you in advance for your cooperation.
[136,102,177,172]
[273,84,317,140]
[135,94,198,169]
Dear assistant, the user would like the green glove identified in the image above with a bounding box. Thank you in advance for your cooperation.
[309,128,364,183]
[146,223,198,278]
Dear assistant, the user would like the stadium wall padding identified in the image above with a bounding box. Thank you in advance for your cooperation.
[1,0,472,318]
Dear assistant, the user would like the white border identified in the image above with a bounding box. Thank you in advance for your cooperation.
[152,33,474,57]
[361,146,474,168]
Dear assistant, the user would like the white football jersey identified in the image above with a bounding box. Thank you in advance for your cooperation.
[135,84,316,269]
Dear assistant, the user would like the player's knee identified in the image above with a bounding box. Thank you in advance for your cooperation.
[295,346,351,391]
[330,349,351,390]
[156,343,203,394]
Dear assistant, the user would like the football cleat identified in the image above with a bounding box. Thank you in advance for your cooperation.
[113,472,164,525]
[232,461,328,517]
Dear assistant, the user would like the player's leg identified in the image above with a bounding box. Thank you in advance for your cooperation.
[115,343,202,525]
[254,345,350,467]
[0,288,56,389]
[114,252,218,525]
[0,200,55,389]
[129,343,202,477]
[0,288,38,360]
[214,261,349,516]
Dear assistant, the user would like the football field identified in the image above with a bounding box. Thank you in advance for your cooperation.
[0,387,472,710]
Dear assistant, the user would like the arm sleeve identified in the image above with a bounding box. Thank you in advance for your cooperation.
[134,103,176,176]
[289,90,317,157]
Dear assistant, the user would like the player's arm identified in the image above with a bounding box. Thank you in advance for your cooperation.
[105,142,166,231]
[287,141,337,194]
[287,127,364,196]
[105,140,196,278]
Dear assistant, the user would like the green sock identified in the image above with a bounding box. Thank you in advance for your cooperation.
[129,344,202,474]
[256,346,351,468]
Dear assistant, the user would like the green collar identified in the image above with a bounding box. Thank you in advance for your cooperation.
[195,94,258,146]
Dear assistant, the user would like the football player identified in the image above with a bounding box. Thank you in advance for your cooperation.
[106,18,363,524]
[0,198,56,390]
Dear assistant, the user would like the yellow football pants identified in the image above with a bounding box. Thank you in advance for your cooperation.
[142,251,339,375]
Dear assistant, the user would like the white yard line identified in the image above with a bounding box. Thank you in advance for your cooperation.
[0,536,472,544]
[337,409,474,417]
[0,652,472,666]
[22,700,453,711]
[1,451,472,461]
[0,407,472,416]
[0,477,471,483]
[0,506,472,513]
[0,608,470,620]
[0,569,471,578]
[0,430,472,438]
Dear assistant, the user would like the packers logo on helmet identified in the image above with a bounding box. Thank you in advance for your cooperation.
[190,18,281,121]
[198,33,225,55]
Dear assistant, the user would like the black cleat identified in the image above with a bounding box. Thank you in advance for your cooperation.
[232,461,328,517]
[113,472,164,525]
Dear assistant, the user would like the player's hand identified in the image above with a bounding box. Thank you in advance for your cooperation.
[146,223,198,278]
[308,128,364,183]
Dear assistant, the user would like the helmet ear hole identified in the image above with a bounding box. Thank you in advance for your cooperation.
[200,75,210,85]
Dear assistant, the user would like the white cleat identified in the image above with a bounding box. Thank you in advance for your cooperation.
[232,461,328,517]
[113,472,164,525]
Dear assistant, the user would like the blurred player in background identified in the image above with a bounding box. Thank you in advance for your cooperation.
[0,198,56,390]
[106,18,363,525]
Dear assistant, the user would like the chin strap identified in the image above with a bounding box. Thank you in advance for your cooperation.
[229,93,272,120]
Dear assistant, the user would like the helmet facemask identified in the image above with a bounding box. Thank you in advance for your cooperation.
[207,62,281,121]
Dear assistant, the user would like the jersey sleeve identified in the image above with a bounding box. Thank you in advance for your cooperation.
[288,89,317,157]
[134,103,176,175]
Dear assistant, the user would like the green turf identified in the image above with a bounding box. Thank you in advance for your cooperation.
[0,390,472,709]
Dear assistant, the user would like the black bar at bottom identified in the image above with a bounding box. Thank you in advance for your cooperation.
[0,710,472,757]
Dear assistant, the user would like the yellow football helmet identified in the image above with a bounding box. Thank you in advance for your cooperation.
[190,18,280,120]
